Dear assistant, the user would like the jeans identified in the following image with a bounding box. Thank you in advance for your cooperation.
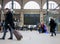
[2,26,13,39]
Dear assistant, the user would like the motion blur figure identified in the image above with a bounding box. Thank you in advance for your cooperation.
[49,18,57,36]
[0,8,15,40]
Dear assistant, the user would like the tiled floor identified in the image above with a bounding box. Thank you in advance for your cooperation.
[0,31,60,44]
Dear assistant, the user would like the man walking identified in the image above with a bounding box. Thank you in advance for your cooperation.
[49,18,57,36]
[0,8,15,40]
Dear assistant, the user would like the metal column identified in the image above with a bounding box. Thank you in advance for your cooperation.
[1,0,4,10]
[21,0,23,10]
[46,0,49,25]
[11,0,14,9]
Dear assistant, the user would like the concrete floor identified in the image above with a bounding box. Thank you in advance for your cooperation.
[0,30,60,44]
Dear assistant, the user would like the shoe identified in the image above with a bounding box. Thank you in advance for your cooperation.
[8,38,13,40]
[0,38,5,40]
[55,34,56,36]
[51,35,53,36]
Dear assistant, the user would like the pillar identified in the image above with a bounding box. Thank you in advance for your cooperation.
[20,0,24,27]
[40,0,44,23]
[20,11,24,26]
[40,12,44,23]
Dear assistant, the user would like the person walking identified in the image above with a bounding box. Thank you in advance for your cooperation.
[49,18,57,36]
[0,8,15,40]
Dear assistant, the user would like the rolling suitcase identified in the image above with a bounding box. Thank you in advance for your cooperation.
[9,25,23,40]
[13,30,23,40]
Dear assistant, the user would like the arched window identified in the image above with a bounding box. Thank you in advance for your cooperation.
[0,4,1,8]
[4,1,21,9]
[24,1,40,9]
[43,1,59,9]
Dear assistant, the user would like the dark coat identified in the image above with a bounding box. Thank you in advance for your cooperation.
[5,11,15,29]
[49,19,56,32]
